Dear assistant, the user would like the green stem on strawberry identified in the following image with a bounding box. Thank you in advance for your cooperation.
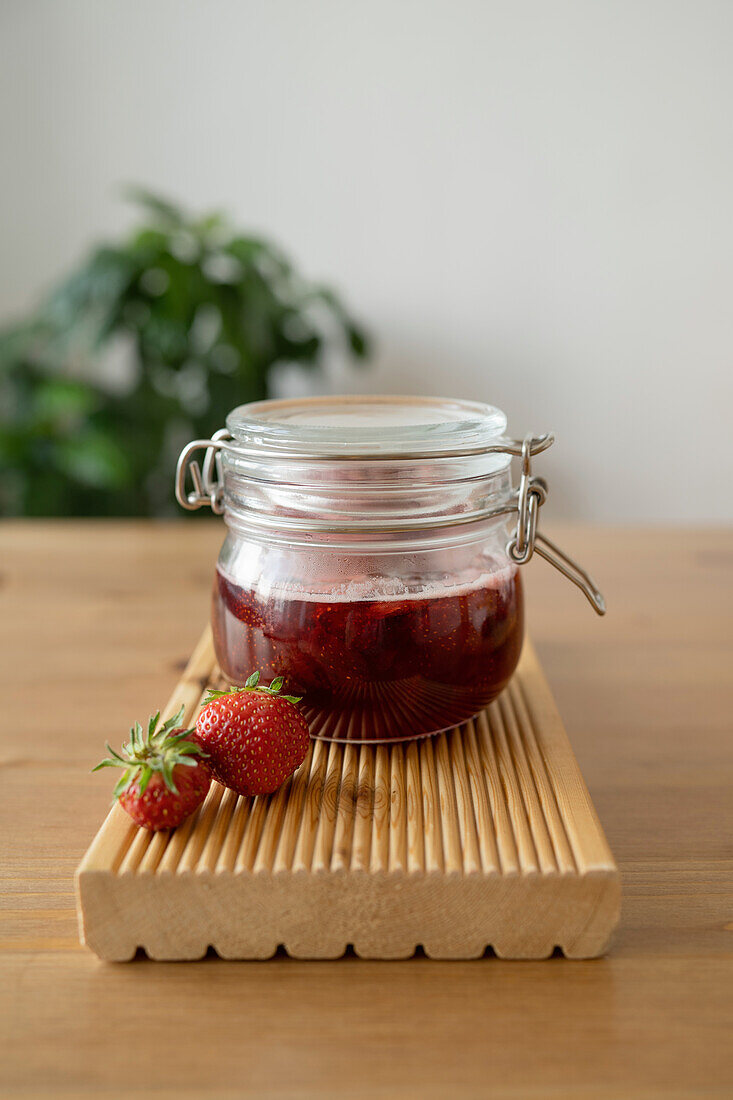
[202,670,302,707]
[93,705,209,799]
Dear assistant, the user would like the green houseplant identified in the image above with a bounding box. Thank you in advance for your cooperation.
[0,190,369,517]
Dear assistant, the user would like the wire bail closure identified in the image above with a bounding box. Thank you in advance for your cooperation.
[175,427,605,615]
[505,434,606,615]
[174,428,232,515]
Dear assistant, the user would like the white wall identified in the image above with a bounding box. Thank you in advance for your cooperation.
[2,0,732,520]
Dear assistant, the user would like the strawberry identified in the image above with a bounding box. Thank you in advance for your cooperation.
[93,706,211,830]
[195,672,310,797]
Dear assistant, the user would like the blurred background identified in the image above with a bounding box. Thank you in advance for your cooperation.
[1,0,732,520]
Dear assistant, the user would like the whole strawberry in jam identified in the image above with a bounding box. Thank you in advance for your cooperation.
[195,672,310,797]
[93,706,211,830]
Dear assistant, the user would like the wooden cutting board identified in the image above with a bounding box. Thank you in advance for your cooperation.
[76,629,619,961]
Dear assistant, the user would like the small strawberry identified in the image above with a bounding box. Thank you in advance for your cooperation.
[93,706,211,830]
[195,672,310,797]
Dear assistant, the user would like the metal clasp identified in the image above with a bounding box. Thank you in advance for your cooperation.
[174,423,606,615]
[174,428,233,514]
[505,433,606,615]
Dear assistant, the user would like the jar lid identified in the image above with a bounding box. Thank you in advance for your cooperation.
[177,398,606,613]
[226,395,508,459]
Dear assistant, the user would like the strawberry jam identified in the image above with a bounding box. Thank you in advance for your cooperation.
[212,564,524,742]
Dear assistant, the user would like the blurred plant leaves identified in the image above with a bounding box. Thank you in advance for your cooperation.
[0,190,370,516]
[56,429,131,489]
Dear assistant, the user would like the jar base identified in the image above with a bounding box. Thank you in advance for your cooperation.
[296,689,513,744]
[306,706,491,744]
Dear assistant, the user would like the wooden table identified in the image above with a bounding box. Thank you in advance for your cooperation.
[2,521,731,1098]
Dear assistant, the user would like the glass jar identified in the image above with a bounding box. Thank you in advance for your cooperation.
[176,396,604,743]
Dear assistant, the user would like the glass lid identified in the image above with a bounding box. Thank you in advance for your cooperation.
[225,395,508,457]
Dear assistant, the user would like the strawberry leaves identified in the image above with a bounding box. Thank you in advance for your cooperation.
[203,671,302,708]
[93,705,209,798]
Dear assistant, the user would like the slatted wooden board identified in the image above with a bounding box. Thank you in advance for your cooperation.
[76,629,620,961]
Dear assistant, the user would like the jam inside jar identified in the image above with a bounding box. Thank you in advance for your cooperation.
[212,546,524,742]
[176,394,604,743]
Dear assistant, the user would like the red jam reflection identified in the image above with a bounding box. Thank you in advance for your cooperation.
[212,565,524,742]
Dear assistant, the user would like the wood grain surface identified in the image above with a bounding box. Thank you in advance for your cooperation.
[76,634,619,962]
[2,521,732,1098]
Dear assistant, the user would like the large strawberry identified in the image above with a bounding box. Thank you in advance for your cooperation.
[195,672,310,797]
[94,706,211,830]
